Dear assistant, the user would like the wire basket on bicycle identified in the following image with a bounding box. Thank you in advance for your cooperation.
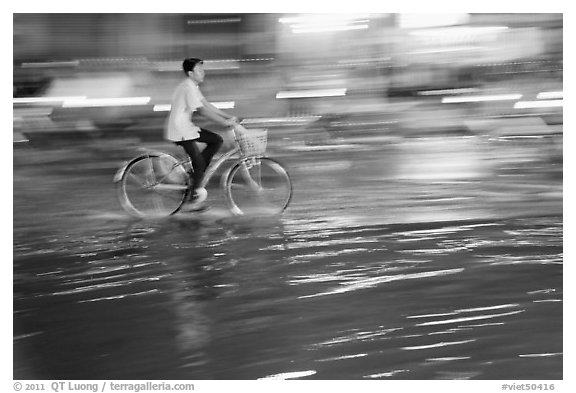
[235,127,267,157]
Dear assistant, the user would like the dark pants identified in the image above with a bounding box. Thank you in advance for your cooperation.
[175,129,223,190]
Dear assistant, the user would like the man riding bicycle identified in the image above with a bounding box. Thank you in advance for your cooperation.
[165,57,238,209]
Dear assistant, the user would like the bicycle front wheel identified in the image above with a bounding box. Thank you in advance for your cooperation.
[224,157,292,216]
[116,153,190,218]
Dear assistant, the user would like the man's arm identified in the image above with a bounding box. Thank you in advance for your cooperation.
[197,103,236,127]
[201,98,237,121]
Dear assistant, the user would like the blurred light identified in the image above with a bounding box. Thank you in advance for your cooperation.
[410,26,509,37]
[242,116,321,124]
[418,88,480,96]
[338,57,390,66]
[240,58,275,62]
[153,104,172,112]
[514,100,563,109]
[409,46,483,55]
[537,91,563,100]
[292,24,369,34]
[77,57,148,65]
[14,96,86,104]
[276,89,347,99]
[213,101,235,109]
[152,102,235,112]
[442,94,522,104]
[22,61,80,68]
[334,120,397,127]
[259,370,317,380]
[279,14,370,25]
[187,18,241,24]
[62,97,151,108]
[399,13,470,29]
[279,14,370,34]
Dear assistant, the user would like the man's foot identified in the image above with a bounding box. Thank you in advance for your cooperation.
[188,187,207,203]
[183,187,208,211]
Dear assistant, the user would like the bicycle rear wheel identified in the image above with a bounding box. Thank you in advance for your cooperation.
[116,153,190,218]
[224,157,292,216]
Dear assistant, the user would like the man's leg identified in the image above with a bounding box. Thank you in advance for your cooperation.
[175,139,205,192]
[196,128,224,168]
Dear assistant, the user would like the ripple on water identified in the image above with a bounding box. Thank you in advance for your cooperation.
[13,213,562,379]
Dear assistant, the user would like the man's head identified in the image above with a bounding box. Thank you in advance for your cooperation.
[183,58,205,83]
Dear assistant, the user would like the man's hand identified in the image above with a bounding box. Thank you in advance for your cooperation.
[225,117,240,127]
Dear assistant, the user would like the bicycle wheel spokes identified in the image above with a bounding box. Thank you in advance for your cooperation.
[125,168,152,189]
[118,154,189,218]
[226,157,292,216]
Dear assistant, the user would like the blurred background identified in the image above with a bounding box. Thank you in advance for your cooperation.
[13,13,562,148]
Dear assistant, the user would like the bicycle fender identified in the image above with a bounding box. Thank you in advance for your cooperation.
[113,161,129,183]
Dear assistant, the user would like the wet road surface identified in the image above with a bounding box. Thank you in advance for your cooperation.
[13,135,562,379]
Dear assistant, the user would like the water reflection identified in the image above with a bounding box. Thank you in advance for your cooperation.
[13,209,562,379]
[13,120,563,379]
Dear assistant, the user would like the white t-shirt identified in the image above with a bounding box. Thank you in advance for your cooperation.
[164,78,205,141]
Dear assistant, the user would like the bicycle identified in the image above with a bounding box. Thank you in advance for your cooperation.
[113,125,292,218]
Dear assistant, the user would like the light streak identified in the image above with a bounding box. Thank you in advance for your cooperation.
[514,100,563,109]
[442,94,522,104]
[276,88,347,99]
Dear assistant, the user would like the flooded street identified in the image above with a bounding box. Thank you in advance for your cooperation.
[13,135,562,380]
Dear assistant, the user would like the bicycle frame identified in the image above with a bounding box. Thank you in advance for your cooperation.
[197,145,241,188]
[187,125,262,188]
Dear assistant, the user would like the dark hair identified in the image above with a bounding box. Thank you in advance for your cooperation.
[182,58,203,75]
